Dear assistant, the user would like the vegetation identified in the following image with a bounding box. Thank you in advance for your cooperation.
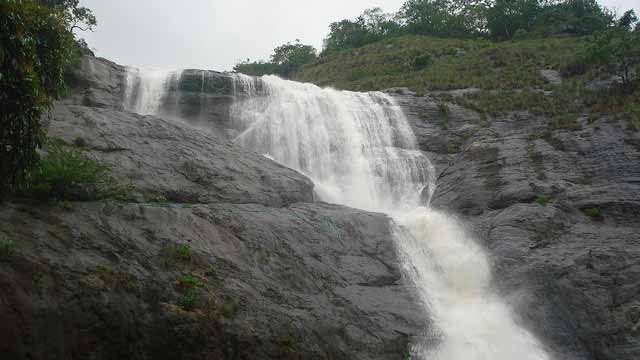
[164,242,193,262]
[221,297,240,318]
[294,1,638,129]
[95,265,138,291]
[0,236,16,259]
[177,288,198,311]
[319,0,615,55]
[582,206,603,219]
[23,141,128,200]
[234,40,317,78]
[583,10,639,91]
[1,0,95,198]
[535,195,551,206]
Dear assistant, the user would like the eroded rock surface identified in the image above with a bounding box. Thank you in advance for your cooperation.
[393,91,640,360]
[0,56,425,360]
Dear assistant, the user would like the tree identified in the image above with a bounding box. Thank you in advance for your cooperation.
[484,0,541,40]
[323,8,401,54]
[584,10,639,90]
[398,0,485,38]
[234,40,317,78]
[533,0,613,36]
[270,40,317,77]
[0,0,95,197]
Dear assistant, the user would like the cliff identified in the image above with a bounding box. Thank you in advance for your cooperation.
[0,56,425,360]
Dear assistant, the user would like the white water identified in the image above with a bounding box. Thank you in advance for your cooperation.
[124,67,178,115]
[229,75,551,360]
[124,69,551,359]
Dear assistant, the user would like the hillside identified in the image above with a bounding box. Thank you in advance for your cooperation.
[295,35,639,131]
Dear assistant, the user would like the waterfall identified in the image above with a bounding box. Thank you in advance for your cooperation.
[229,75,551,360]
[124,67,179,115]
[123,69,551,359]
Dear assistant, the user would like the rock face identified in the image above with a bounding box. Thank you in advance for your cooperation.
[392,91,640,360]
[0,56,425,360]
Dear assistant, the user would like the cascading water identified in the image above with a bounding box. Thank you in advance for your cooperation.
[229,75,551,360]
[124,67,179,115]
[124,68,551,359]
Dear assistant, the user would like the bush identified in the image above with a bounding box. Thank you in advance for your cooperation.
[0,236,16,259]
[582,207,602,219]
[221,297,240,318]
[0,0,95,198]
[234,40,317,78]
[535,195,551,206]
[582,10,639,91]
[413,53,433,70]
[24,142,126,200]
[177,289,198,311]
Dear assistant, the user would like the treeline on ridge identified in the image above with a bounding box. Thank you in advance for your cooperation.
[234,0,637,78]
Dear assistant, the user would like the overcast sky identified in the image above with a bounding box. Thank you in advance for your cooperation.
[79,0,637,71]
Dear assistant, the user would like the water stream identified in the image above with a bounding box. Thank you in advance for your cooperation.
[125,68,551,360]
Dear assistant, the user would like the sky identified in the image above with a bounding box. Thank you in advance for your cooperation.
[79,0,637,71]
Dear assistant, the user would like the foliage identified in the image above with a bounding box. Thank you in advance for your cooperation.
[0,236,16,259]
[323,8,401,54]
[164,242,193,262]
[234,40,317,78]
[270,40,318,77]
[398,0,484,38]
[177,289,198,311]
[95,265,138,291]
[0,0,95,198]
[177,274,203,288]
[221,297,240,318]
[535,195,551,206]
[232,60,281,77]
[582,207,602,219]
[583,10,639,90]
[296,36,582,91]
[23,141,126,200]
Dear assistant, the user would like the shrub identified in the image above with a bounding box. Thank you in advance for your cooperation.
[535,195,551,206]
[582,207,602,219]
[0,236,16,259]
[24,142,126,200]
[177,274,202,288]
[221,297,240,318]
[177,289,198,311]
[0,0,95,198]
[413,53,433,70]
[164,242,193,262]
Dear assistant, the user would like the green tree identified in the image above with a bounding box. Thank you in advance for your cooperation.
[484,0,541,40]
[398,0,485,38]
[0,0,95,197]
[323,8,401,54]
[533,0,613,36]
[584,10,639,90]
[270,40,317,77]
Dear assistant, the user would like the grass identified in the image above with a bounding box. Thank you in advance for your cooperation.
[164,242,193,262]
[95,265,138,291]
[221,297,240,318]
[0,236,16,259]
[177,289,198,311]
[24,141,130,201]
[177,274,203,288]
[582,207,603,220]
[296,35,584,92]
[535,195,551,206]
[295,35,639,130]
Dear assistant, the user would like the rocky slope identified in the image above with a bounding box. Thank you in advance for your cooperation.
[392,89,640,360]
[2,53,639,360]
[0,56,425,360]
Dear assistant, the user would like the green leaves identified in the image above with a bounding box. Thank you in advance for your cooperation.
[1,0,93,197]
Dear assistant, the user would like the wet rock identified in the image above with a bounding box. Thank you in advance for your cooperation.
[396,91,640,360]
